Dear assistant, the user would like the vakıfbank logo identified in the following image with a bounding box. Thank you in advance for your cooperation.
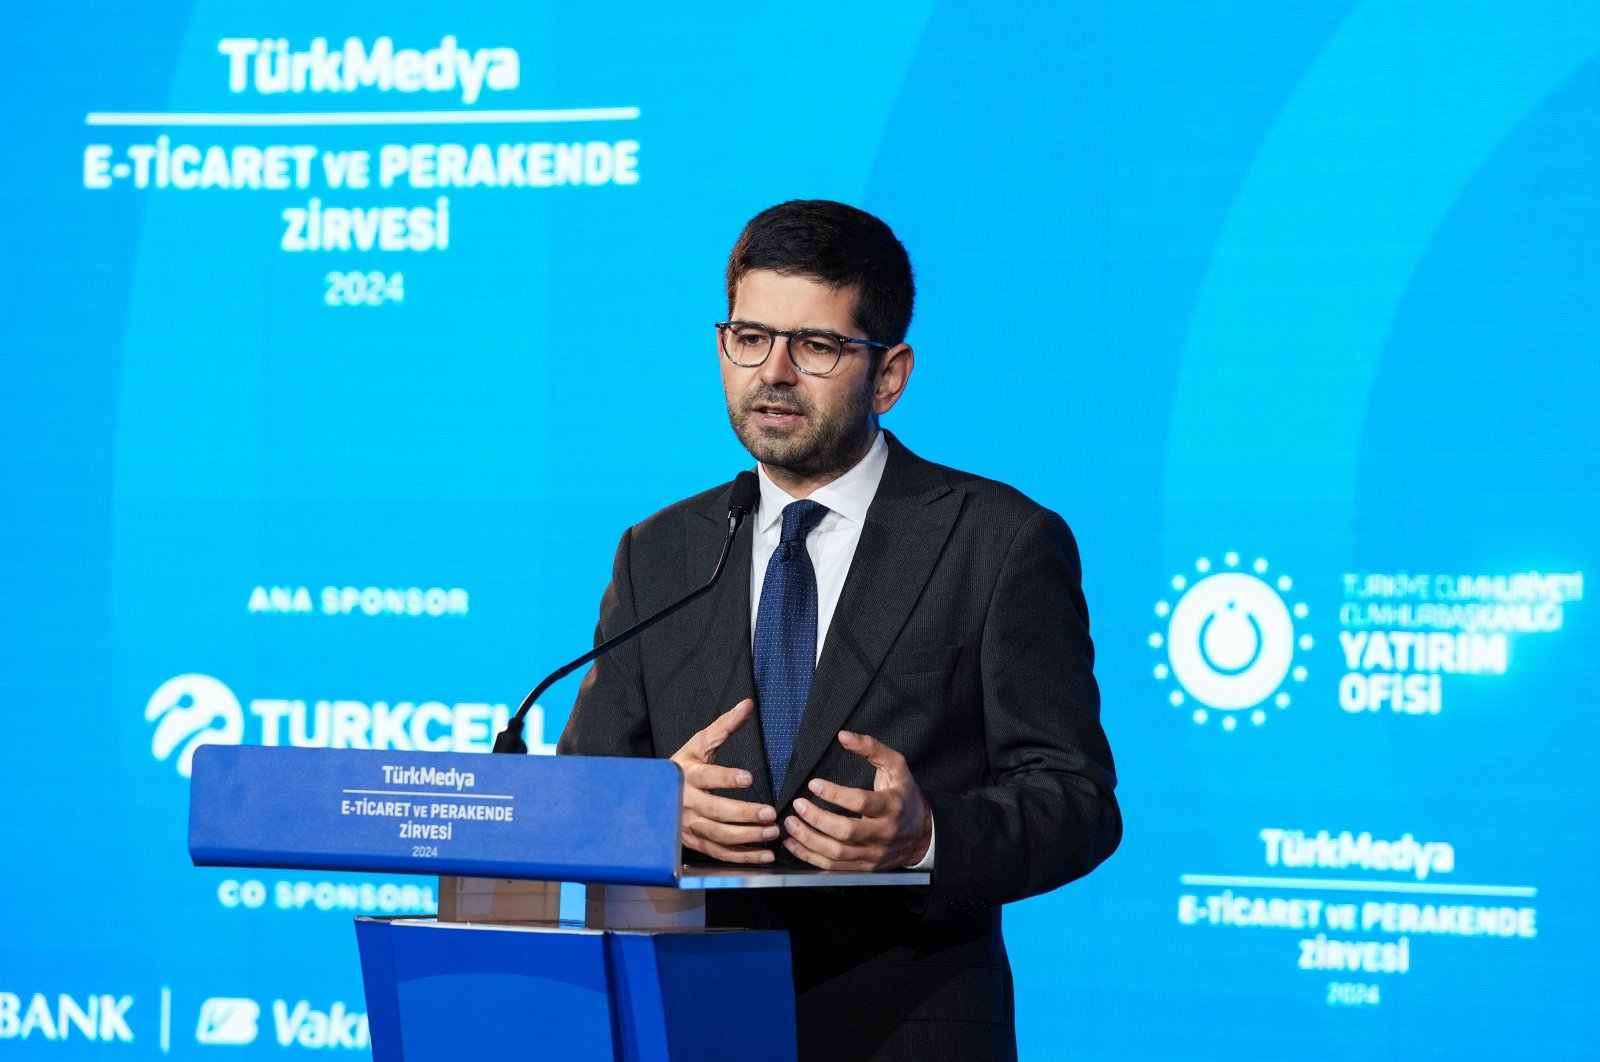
[196,997,259,1046]
[1152,553,1310,729]
[144,673,553,776]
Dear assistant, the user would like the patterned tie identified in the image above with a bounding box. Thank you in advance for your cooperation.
[753,499,830,796]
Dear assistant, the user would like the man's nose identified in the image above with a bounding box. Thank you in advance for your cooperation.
[759,335,801,386]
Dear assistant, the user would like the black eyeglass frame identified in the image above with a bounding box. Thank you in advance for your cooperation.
[715,320,893,377]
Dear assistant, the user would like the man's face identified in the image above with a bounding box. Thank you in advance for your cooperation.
[722,269,881,489]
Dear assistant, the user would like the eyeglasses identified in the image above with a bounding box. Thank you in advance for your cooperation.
[716,321,892,377]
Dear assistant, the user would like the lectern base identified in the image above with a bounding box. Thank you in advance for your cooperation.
[354,917,796,1062]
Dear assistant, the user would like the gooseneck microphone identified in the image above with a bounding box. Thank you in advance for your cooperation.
[492,471,761,754]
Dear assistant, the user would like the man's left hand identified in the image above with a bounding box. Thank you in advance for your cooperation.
[783,730,932,871]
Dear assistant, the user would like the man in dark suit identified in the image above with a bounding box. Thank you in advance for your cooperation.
[559,200,1120,1061]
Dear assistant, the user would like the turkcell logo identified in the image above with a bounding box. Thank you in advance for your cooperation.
[197,997,260,1045]
[146,674,553,777]
[0,992,135,1042]
[1151,553,1311,730]
[147,674,246,777]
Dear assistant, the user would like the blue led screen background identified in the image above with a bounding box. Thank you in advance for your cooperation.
[3,1,1597,1057]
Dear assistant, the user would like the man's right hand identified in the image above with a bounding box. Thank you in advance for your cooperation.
[670,698,778,864]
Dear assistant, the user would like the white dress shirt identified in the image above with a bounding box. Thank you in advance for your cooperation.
[749,430,935,869]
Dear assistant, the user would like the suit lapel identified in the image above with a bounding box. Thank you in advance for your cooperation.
[685,490,772,805]
[775,439,963,809]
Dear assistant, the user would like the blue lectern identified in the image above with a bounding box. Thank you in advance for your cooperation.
[188,745,927,1061]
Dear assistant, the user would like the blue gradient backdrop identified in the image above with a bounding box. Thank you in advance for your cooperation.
[3,1,1596,1058]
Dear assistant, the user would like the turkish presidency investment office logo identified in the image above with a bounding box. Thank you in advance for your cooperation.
[146,673,246,776]
[1152,553,1310,729]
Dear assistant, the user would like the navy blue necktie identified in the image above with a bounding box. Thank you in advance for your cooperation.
[753,499,830,796]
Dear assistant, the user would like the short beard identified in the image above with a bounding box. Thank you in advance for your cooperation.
[727,375,876,483]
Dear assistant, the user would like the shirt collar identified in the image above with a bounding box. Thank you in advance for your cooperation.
[754,430,888,534]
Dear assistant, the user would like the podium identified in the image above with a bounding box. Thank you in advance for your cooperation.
[188,745,927,1061]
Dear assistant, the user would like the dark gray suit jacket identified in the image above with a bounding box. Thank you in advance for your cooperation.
[559,434,1121,1061]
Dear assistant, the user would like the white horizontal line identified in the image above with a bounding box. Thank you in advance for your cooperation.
[1179,874,1537,898]
[85,107,640,128]
[342,788,514,800]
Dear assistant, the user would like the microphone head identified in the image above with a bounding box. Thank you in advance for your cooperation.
[729,470,760,518]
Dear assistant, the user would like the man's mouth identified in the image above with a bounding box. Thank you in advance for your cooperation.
[752,401,804,420]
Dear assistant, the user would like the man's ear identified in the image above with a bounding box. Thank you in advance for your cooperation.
[872,344,914,415]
